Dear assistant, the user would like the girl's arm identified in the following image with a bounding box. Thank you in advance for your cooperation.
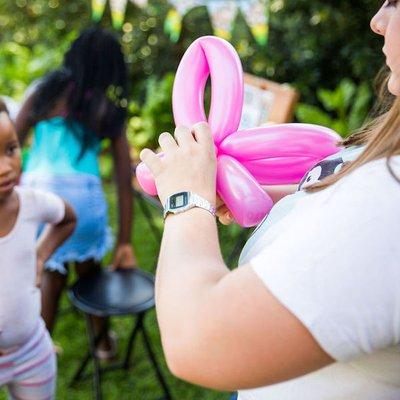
[140,123,333,391]
[36,201,76,286]
[110,130,137,269]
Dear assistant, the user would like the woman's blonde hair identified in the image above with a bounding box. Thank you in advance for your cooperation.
[306,67,400,192]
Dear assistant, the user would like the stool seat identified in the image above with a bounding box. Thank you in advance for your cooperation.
[68,268,155,317]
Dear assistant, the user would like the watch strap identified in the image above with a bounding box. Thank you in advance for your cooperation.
[163,192,216,219]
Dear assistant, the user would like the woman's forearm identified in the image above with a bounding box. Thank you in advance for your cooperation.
[156,209,228,339]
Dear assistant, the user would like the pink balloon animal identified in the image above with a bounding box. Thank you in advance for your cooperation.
[136,36,340,227]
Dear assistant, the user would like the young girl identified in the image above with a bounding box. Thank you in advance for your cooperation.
[0,106,76,399]
[140,1,400,399]
[15,28,136,357]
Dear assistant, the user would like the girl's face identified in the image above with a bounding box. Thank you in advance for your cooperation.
[371,1,400,95]
[0,113,21,200]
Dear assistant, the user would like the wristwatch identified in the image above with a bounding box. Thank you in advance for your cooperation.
[163,191,216,219]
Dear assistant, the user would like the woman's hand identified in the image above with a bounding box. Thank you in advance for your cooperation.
[140,122,217,207]
[216,196,235,225]
[111,243,137,270]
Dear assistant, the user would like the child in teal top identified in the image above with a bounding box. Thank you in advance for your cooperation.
[25,117,101,177]
[15,28,136,359]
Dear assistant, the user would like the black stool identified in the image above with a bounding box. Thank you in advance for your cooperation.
[68,268,172,400]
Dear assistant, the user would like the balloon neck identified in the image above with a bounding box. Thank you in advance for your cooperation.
[214,145,219,157]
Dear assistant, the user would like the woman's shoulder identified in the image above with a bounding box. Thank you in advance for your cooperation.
[303,156,400,223]
[339,156,400,193]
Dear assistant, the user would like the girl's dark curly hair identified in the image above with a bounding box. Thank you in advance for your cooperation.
[31,27,128,142]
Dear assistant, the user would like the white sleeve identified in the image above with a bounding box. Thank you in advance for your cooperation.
[31,189,66,225]
[249,160,400,362]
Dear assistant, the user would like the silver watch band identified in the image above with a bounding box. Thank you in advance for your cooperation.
[163,192,216,219]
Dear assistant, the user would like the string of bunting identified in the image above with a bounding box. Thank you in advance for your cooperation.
[165,0,270,46]
[91,0,148,29]
[91,0,270,46]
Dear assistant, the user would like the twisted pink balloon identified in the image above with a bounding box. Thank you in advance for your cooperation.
[136,36,340,227]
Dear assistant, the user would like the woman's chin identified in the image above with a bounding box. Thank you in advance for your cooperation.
[387,72,400,96]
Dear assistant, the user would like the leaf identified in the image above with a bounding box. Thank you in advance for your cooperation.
[339,78,357,111]
[295,104,333,127]
[317,88,337,111]
[331,120,349,137]
[348,82,372,131]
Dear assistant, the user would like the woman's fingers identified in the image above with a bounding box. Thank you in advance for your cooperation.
[216,203,235,225]
[174,126,194,147]
[219,211,234,225]
[216,195,225,208]
[192,122,214,147]
[140,148,161,175]
[159,131,178,152]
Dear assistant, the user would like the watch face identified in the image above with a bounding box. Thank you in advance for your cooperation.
[170,192,188,209]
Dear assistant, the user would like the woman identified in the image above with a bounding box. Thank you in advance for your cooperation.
[140,1,400,399]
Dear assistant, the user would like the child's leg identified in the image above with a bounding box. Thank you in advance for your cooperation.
[75,261,115,358]
[40,268,68,334]
[6,322,57,400]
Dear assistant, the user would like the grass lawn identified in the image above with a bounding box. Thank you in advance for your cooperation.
[1,183,245,400]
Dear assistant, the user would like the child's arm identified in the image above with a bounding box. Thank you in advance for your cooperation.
[110,131,137,269]
[36,201,76,286]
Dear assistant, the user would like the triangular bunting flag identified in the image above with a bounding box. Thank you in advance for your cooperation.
[207,0,238,41]
[90,0,269,43]
[92,0,107,22]
[110,0,128,29]
[165,0,202,42]
[239,0,269,46]
[164,9,183,43]
[130,0,148,7]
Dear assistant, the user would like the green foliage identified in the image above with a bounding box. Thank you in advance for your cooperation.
[0,40,70,99]
[261,0,383,102]
[296,79,372,137]
[0,0,85,98]
[127,73,175,155]
[0,0,384,105]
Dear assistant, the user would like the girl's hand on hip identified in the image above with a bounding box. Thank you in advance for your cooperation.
[140,122,217,207]
[111,243,137,270]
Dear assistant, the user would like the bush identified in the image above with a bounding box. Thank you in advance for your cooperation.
[0,0,385,105]
[296,79,372,137]
[257,0,383,103]
[127,72,175,155]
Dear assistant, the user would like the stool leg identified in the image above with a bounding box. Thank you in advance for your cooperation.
[84,313,103,400]
[71,316,108,384]
[136,191,163,243]
[71,352,92,383]
[123,313,144,370]
[141,321,172,400]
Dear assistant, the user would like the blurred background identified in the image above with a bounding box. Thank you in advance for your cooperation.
[0,0,384,398]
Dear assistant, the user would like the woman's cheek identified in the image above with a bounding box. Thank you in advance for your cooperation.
[387,71,400,96]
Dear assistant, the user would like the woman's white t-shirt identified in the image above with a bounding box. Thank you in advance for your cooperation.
[238,156,400,400]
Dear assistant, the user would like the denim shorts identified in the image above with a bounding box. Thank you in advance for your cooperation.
[22,173,113,275]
